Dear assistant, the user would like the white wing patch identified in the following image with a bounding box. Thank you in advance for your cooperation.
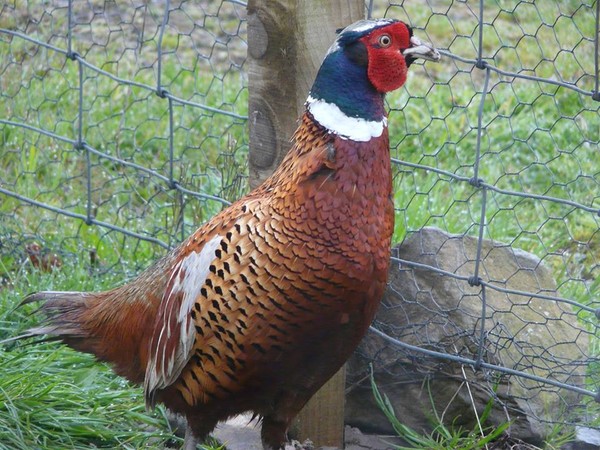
[177,236,223,324]
[306,95,387,142]
[144,234,223,404]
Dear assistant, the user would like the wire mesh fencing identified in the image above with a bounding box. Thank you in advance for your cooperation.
[0,0,248,275]
[347,0,600,444]
[0,0,599,446]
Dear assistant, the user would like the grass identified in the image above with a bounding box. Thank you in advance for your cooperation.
[0,262,171,449]
[0,0,598,449]
[371,369,511,450]
[0,261,225,450]
[0,346,170,449]
[370,367,579,450]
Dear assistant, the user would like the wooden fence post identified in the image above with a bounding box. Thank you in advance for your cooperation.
[246,0,363,447]
[247,0,364,189]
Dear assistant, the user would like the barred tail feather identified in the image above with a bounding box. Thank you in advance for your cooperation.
[21,291,94,339]
[10,287,157,384]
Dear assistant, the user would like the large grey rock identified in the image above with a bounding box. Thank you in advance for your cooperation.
[347,227,590,445]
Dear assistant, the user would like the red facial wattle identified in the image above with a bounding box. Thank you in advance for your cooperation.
[361,22,412,93]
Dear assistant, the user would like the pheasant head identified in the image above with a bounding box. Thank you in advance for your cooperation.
[307,19,440,141]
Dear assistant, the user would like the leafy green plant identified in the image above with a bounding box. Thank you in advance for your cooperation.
[370,367,510,450]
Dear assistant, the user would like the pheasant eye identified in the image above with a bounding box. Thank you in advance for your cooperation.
[378,34,392,47]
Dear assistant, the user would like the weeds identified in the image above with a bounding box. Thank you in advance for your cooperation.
[370,365,512,450]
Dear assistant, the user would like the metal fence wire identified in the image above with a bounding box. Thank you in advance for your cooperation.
[1,0,599,443]
[1,0,249,271]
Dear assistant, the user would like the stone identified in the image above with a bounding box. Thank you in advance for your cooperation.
[347,227,590,445]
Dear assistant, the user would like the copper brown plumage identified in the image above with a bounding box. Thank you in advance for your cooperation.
[12,19,440,450]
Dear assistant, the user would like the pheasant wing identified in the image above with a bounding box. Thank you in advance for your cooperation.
[143,233,223,406]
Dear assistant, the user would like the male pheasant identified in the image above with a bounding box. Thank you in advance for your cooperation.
[14,19,439,450]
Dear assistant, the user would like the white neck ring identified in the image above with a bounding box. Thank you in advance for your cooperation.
[306,96,387,142]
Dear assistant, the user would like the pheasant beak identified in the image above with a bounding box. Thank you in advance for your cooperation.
[403,35,441,64]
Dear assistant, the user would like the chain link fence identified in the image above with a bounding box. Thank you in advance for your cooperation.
[1,0,598,445]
